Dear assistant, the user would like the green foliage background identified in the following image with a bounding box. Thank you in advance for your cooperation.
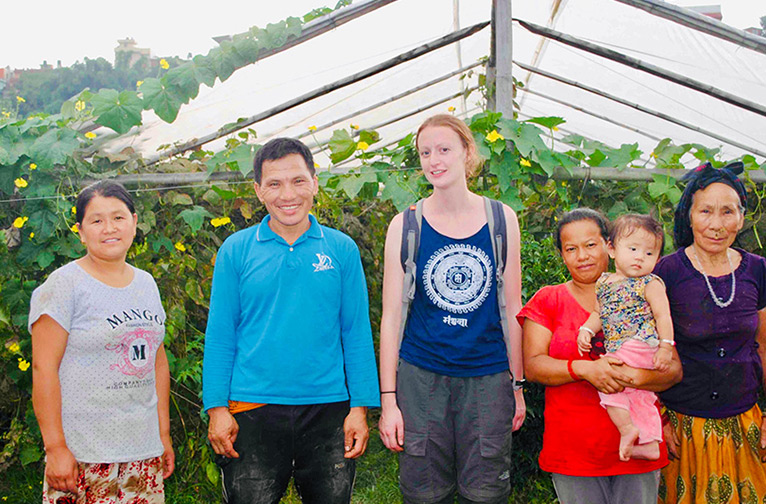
[2,3,766,503]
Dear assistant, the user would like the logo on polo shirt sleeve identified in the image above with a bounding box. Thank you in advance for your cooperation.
[313,253,335,272]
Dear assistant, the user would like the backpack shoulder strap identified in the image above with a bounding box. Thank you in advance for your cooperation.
[483,196,515,379]
[398,200,424,350]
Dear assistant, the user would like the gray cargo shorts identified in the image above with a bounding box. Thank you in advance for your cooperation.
[396,360,516,503]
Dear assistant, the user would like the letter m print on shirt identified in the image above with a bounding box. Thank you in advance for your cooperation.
[313,253,335,272]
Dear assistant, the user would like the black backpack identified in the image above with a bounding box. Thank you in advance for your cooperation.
[397,196,514,371]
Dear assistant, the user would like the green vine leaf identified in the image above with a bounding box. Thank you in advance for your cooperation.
[165,56,217,100]
[381,171,417,211]
[0,126,32,166]
[207,43,243,83]
[514,124,548,157]
[648,173,679,202]
[490,151,519,192]
[232,37,260,66]
[524,116,566,130]
[304,7,333,22]
[285,17,302,39]
[177,206,213,234]
[19,442,42,466]
[337,170,377,199]
[91,89,143,134]
[531,149,559,177]
[253,21,288,49]
[602,143,641,170]
[141,78,186,123]
[208,144,259,177]
[0,145,10,165]
[358,129,380,146]
[151,236,174,253]
[329,129,357,164]
[29,128,80,167]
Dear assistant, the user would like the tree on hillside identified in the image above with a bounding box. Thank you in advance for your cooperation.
[3,56,182,116]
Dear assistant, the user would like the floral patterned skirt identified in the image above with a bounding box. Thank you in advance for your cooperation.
[43,456,163,504]
[659,404,766,504]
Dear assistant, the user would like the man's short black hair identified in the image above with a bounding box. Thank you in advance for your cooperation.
[253,138,315,184]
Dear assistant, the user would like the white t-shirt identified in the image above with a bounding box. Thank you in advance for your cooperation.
[28,261,166,464]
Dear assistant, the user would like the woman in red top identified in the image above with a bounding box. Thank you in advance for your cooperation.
[518,208,683,504]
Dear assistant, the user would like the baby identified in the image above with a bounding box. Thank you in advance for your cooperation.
[577,214,674,461]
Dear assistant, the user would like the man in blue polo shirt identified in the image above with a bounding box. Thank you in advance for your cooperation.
[202,137,380,504]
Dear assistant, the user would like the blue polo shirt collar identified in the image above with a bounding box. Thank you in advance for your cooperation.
[255,214,324,244]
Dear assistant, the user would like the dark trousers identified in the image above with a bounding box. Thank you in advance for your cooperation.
[218,401,354,504]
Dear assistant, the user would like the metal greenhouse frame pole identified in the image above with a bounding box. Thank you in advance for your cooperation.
[515,19,766,118]
[518,87,663,142]
[292,61,483,141]
[488,0,513,116]
[614,0,766,56]
[144,21,490,167]
[513,61,766,158]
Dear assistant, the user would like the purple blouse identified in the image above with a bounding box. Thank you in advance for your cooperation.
[654,248,766,418]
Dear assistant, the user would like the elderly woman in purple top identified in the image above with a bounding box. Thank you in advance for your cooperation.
[656,161,766,504]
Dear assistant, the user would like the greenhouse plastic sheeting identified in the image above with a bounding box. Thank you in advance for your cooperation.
[513,0,766,164]
[100,0,766,168]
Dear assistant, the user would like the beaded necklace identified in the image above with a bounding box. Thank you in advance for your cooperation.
[691,246,736,308]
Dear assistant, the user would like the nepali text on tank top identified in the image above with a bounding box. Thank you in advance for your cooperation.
[399,217,508,377]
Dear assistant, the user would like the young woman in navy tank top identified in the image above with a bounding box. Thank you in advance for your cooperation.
[378,114,525,504]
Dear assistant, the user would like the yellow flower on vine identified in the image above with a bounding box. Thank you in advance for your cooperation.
[175,242,186,252]
[16,96,25,103]
[72,206,77,215]
[485,130,504,143]
[14,178,28,188]
[85,132,97,140]
[29,163,37,170]
[8,342,20,353]
[350,124,359,130]
[18,358,30,372]
[211,217,232,228]
[70,223,79,233]
[29,232,34,239]
[13,216,28,228]
[160,59,169,70]
[357,141,369,151]
[308,125,317,132]
[1,111,10,118]
[520,158,532,167]
[448,106,456,112]
[552,126,559,131]
[75,100,86,112]
[136,80,144,89]
[314,162,319,169]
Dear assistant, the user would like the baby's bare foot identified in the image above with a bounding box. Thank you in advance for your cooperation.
[632,441,660,461]
[618,425,640,461]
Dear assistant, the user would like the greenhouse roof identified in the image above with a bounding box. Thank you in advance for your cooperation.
[99,0,766,168]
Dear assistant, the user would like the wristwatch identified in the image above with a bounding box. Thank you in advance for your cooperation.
[513,378,526,391]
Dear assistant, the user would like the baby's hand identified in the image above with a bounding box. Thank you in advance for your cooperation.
[654,346,672,372]
[577,329,592,356]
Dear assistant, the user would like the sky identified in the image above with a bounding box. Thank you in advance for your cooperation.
[1,1,764,70]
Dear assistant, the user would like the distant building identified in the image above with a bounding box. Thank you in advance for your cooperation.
[115,37,151,68]
[687,5,723,21]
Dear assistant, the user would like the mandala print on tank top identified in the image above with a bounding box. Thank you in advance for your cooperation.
[422,243,493,314]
